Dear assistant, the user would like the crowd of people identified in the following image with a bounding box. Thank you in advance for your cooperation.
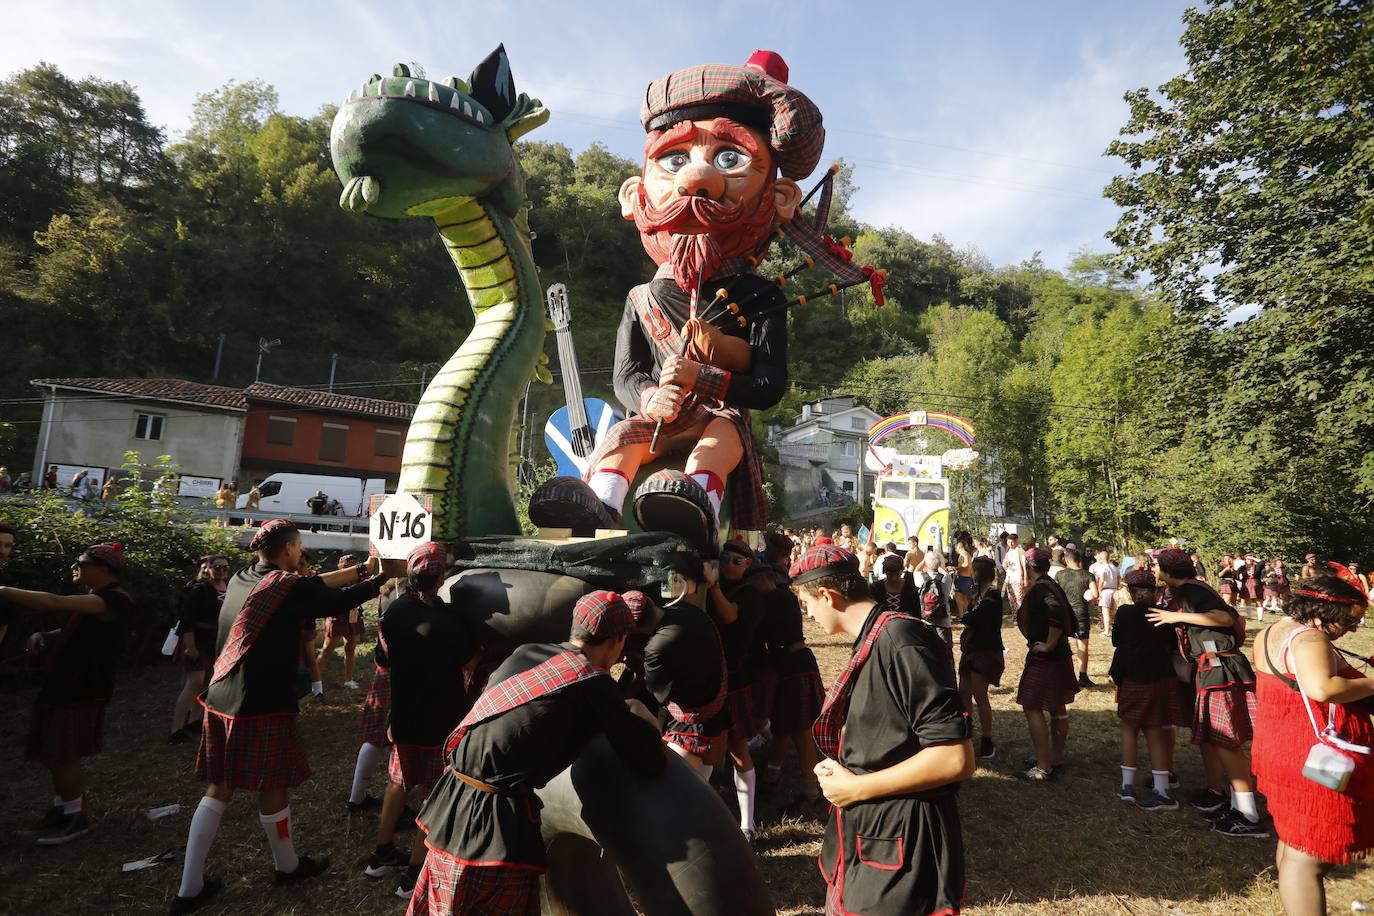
[0,513,1371,915]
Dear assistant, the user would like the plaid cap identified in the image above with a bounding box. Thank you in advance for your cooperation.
[1026,547,1053,569]
[85,543,125,572]
[1124,568,1157,588]
[574,590,634,640]
[1156,547,1194,577]
[249,518,297,550]
[722,538,753,559]
[621,590,652,623]
[881,554,904,574]
[640,54,825,180]
[407,541,447,577]
[788,544,860,586]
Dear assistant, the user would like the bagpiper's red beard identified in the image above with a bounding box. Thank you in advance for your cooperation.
[631,177,779,293]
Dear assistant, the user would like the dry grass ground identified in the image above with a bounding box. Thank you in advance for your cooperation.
[2,609,1372,915]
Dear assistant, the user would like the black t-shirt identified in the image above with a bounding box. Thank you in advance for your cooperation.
[714,580,767,688]
[870,575,920,616]
[382,592,476,746]
[38,585,132,704]
[176,581,223,635]
[1055,568,1094,615]
[644,604,726,713]
[1022,576,1073,659]
[959,593,1004,653]
[307,495,329,515]
[1109,602,1175,684]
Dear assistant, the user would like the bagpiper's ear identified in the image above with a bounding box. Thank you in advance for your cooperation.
[468,44,516,123]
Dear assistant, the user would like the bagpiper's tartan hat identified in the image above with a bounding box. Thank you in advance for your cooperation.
[789,544,860,587]
[1124,568,1157,588]
[407,542,447,577]
[641,50,824,181]
[249,518,297,551]
[574,590,634,640]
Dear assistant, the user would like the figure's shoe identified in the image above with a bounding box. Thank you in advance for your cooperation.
[528,476,623,536]
[633,470,717,552]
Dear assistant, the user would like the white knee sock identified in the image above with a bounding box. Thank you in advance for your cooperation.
[587,469,630,512]
[178,796,227,898]
[734,767,757,833]
[350,741,388,804]
[1151,770,1171,796]
[1233,790,1259,822]
[259,806,300,873]
[1120,765,1136,788]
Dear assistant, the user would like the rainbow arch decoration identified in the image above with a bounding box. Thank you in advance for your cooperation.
[868,410,976,448]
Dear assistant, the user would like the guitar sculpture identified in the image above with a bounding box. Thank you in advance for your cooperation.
[543,283,623,478]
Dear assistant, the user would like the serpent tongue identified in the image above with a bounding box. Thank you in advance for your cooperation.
[339,175,381,212]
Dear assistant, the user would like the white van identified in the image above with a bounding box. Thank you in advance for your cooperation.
[240,473,386,517]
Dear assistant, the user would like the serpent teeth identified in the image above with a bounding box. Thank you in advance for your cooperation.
[360,81,368,96]
[428,82,440,102]
[404,80,416,97]
[462,101,473,118]
[450,93,462,110]
[475,109,485,125]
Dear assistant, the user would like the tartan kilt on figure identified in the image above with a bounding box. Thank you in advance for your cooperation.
[1115,678,1184,729]
[357,666,392,745]
[1191,684,1258,749]
[196,707,310,790]
[407,848,540,916]
[1016,653,1079,711]
[771,669,825,735]
[388,743,445,792]
[26,700,106,767]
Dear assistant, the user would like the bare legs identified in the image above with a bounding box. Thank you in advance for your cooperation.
[960,671,993,743]
[1275,841,1331,916]
[1073,636,1090,679]
[317,634,358,684]
[172,671,206,734]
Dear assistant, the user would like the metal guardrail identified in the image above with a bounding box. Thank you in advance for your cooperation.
[195,507,370,534]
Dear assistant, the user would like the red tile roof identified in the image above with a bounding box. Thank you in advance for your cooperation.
[33,377,248,411]
[31,378,418,422]
[244,383,415,421]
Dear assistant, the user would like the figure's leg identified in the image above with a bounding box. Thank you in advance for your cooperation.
[588,441,654,515]
[682,417,744,524]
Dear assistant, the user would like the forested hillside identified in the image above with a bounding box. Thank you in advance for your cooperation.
[2,0,1369,562]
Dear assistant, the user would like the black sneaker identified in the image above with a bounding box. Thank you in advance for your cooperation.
[343,794,378,815]
[273,854,330,886]
[1188,787,1227,813]
[1212,810,1270,838]
[168,876,223,915]
[168,728,190,745]
[1078,673,1096,689]
[364,844,409,878]
[35,811,89,846]
[17,805,64,837]
[1136,790,1179,812]
[1169,771,1180,789]
[395,864,420,899]
[312,692,326,704]
[1117,784,1137,804]
[977,738,997,760]
[183,717,203,734]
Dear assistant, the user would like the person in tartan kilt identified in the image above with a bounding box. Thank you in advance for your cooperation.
[790,544,973,916]
[1015,547,1079,781]
[317,553,370,691]
[169,520,400,915]
[529,50,823,549]
[1147,547,1266,838]
[407,591,666,915]
[2,542,132,846]
[347,575,402,814]
[364,542,476,900]
[1110,567,1180,809]
[958,556,1005,762]
[637,556,731,779]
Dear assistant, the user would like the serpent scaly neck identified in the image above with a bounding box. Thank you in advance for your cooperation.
[400,197,544,540]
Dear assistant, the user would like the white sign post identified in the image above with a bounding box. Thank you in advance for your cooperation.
[369,492,432,559]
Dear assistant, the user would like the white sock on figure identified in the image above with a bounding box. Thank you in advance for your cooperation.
[588,469,630,512]
[734,767,757,833]
[259,807,300,873]
[689,471,724,522]
[178,796,227,898]
[350,741,388,804]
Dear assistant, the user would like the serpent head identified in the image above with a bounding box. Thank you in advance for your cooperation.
[331,44,548,219]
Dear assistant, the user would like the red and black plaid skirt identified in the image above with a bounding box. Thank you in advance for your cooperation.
[1115,678,1182,728]
[324,613,365,643]
[196,708,310,790]
[958,648,1006,687]
[389,743,444,792]
[1191,683,1258,749]
[664,727,727,763]
[772,671,825,735]
[726,686,757,743]
[26,700,106,767]
[357,667,392,745]
[407,847,540,916]
[1016,653,1079,711]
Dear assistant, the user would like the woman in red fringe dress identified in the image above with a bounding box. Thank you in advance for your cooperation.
[1251,571,1374,916]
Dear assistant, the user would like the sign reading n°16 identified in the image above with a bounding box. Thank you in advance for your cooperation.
[369,492,432,559]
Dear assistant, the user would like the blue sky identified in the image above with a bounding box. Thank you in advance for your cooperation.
[4,0,1193,271]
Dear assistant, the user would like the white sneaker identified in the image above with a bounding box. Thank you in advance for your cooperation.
[343,680,360,690]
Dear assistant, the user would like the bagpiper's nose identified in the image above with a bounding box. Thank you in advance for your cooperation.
[673,161,724,200]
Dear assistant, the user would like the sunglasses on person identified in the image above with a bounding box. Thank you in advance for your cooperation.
[211,563,230,571]
[724,554,750,566]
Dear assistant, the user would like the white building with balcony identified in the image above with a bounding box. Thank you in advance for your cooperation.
[766,397,881,516]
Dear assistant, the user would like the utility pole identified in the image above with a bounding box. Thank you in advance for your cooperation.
[211,333,225,382]
[328,353,338,393]
[255,338,281,383]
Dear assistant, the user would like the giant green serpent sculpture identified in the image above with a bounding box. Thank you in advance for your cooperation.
[330,49,550,541]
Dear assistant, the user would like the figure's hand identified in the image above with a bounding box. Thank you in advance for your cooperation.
[645,385,683,423]
[814,758,866,808]
[682,317,727,363]
[659,355,702,393]
[26,631,46,656]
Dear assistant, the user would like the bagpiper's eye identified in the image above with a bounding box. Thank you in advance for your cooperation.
[714,149,747,170]
[658,152,689,174]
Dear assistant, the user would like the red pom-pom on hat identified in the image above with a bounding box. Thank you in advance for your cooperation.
[745,49,789,83]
